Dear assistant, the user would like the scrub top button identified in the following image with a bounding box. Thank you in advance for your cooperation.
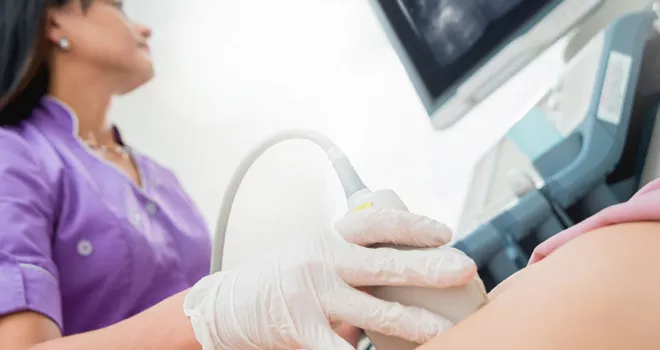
[130,212,141,227]
[77,240,93,257]
[145,202,157,215]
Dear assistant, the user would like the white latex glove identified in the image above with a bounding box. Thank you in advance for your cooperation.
[184,208,477,349]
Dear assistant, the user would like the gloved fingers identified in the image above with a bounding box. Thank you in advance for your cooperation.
[326,287,454,345]
[335,208,453,248]
[297,324,356,350]
[339,246,477,288]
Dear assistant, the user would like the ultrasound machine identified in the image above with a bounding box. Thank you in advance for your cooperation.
[369,0,660,291]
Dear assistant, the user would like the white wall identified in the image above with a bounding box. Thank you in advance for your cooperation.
[110,0,565,269]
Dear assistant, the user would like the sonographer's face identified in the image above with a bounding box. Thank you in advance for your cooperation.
[48,0,154,94]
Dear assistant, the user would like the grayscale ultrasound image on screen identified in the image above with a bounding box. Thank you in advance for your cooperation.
[477,0,525,20]
[402,0,526,66]
[376,0,554,100]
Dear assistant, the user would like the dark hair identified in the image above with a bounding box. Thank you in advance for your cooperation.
[0,0,92,126]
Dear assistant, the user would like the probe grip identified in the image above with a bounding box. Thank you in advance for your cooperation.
[348,189,488,350]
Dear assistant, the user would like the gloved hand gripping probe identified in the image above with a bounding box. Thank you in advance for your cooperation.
[211,129,488,350]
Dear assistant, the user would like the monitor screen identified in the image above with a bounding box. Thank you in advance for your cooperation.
[374,0,557,107]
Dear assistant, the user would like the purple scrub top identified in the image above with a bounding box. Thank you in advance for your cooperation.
[0,96,212,335]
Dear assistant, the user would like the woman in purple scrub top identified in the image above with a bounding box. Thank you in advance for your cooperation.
[0,1,478,349]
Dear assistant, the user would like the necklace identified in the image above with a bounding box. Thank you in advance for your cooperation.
[83,131,130,158]
[84,140,129,158]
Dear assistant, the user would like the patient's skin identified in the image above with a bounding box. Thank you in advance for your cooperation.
[417,222,660,350]
[487,268,524,299]
[488,267,529,301]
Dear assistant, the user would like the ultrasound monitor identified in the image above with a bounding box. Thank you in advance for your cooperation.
[369,0,604,129]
